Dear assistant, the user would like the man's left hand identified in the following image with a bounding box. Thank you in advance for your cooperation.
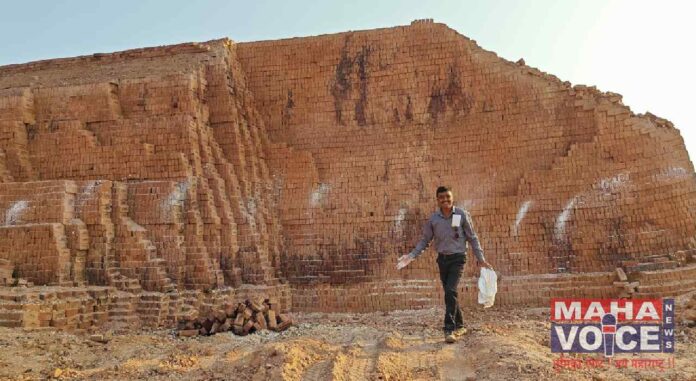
[478,260,493,270]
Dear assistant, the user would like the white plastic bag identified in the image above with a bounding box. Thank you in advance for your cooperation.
[477,267,498,308]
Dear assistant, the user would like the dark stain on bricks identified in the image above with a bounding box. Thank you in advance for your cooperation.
[282,89,294,125]
[427,64,474,121]
[331,35,354,125]
[285,89,295,110]
[417,174,427,202]
[25,123,37,140]
[427,88,447,120]
[354,45,371,126]
[404,96,414,121]
[446,65,474,115]
[331,38,372,127]
[393,108,401,124]
[286,237,388,285]
[47,120,59,133]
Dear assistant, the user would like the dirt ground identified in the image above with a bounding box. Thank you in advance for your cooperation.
[1,295,694,381]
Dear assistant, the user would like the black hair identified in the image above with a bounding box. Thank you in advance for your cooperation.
[436,186,450,196]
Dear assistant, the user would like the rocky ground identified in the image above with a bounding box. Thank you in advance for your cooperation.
[0,293,694,381]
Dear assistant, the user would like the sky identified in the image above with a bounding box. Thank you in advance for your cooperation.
[1,0,694,160]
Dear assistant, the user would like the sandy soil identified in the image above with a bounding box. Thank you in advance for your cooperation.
[0,296,694,381]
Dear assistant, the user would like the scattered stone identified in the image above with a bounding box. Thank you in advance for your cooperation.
[88,334,110,344]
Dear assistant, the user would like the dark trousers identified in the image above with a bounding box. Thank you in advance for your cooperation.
[437,253,466,332]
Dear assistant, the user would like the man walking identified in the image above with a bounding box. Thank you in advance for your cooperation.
[397,186,492,343]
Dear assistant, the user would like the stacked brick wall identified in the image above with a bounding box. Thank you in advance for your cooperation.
[236,22,696,308]
[0,40,284,294]
[0,21,694,322]
[0,181,79,285]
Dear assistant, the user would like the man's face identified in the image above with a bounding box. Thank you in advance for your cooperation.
[437,191,453,210]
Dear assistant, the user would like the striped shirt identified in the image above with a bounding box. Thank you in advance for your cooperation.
[408,206,485,262]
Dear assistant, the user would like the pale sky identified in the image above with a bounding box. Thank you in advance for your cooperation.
[1,0,694,160]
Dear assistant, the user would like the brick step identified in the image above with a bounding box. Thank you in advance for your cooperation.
[633,291,694,299]
[503,278,614,287]
[139,293,171,302]
[83,311,108,321]
[106,304,134,314]
[0,303,23,310]
[625,261,679,273]
[635,278,696,296]
[108,316,140,327]
[638,254,673,262]
[137,306,168,314]
[529,285,613,292]
[109,298,136,307]
[524,286,617,299]
[0,319,22,328]
[108,308,136,318]
[503,273,615,284]
[138,297,169,304]
[136,303,168,310]
[136,307,168,317]
[0,294,21,302]
[329,269,367,276]
[290,275,333,283]
[0,309,23,320]
[109,299,133,306]
[117,281,142,293]
[630,264,696,282]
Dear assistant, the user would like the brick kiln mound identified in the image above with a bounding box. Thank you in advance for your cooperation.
[0,20,695,330]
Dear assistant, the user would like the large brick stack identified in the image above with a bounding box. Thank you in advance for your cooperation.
[236,20,696,310]
[0,21,694,328]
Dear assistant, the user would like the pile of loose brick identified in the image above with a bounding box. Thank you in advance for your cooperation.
[0,20,695,328]
[177,298,292,337]
[0,285,290,330]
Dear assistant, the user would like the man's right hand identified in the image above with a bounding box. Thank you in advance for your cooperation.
[396,254,414,270]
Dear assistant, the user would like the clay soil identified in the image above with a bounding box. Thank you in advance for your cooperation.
[1,294,694,381]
